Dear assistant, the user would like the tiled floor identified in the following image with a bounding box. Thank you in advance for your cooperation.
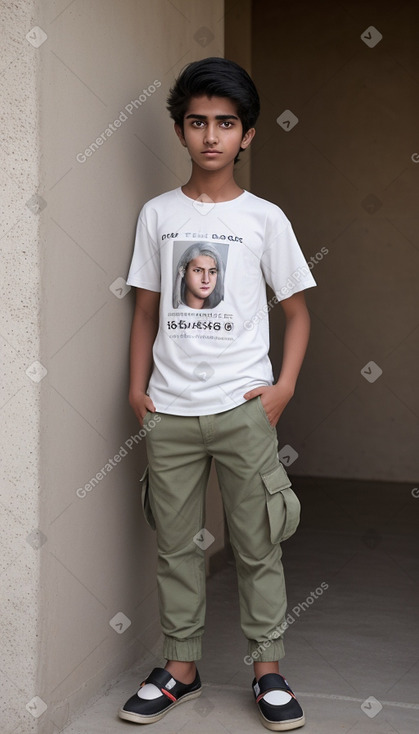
[64,478,419,733]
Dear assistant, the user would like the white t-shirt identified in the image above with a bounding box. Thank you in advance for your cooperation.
[127,187,316,416]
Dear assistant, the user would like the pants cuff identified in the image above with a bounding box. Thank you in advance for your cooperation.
[246,637,285,663]
[163,635,202,661]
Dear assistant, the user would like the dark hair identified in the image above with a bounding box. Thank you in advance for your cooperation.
[167,57,260,161]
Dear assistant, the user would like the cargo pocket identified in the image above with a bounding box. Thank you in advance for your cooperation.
[139,466,156,530]
[261,463,301,543]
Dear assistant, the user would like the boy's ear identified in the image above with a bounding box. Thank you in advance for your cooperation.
[240,127,256,150]
[174,123,187,147]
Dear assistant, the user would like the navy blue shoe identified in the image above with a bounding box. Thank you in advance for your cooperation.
[252,673,305,731]
[119,667,202,724]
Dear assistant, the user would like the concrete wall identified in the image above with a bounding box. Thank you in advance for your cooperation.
[1,1,224,732]
[1,2,42,733]
[251,0,419,482]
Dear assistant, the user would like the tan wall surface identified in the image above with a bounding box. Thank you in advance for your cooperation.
[1,1,224,732]
[251,0,419,482]
[225,0,252,192]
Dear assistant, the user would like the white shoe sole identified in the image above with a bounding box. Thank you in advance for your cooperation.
[258,710,305,731]
[118,687,202,724]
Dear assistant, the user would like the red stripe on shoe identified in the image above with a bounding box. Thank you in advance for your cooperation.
[162,689,176,702]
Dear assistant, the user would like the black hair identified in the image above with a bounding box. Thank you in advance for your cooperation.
[167,57,260,162]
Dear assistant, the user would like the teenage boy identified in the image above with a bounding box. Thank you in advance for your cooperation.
[119,57,316,731]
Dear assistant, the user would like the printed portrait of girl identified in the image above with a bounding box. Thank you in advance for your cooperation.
[173,242,225,309]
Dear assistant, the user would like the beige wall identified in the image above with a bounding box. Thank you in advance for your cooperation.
[251,0,419,482]
[2,1,224,732]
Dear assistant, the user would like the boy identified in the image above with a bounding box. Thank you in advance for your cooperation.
[119,57,316,731]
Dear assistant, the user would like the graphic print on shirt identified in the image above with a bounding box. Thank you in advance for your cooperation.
[168,240,234,341]
[172,240,228,309]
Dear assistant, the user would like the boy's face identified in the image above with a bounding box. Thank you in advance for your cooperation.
[175,95,255,172]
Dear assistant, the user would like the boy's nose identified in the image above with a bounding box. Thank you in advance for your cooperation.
[204,126,218,143]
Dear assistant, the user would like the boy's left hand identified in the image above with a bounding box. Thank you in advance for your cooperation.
[243,383,294,427]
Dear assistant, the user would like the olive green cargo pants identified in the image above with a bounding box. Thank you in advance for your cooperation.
[140,396,301,663]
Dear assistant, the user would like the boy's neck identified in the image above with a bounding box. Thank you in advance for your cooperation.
[181,165,244,203]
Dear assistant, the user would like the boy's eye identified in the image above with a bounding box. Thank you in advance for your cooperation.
[189,120,234,129]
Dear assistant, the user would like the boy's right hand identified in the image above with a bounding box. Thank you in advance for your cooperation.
[129,391,156,426]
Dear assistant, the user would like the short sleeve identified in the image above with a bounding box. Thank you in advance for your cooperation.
[261,213,316,301]
[126,209,161,291]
